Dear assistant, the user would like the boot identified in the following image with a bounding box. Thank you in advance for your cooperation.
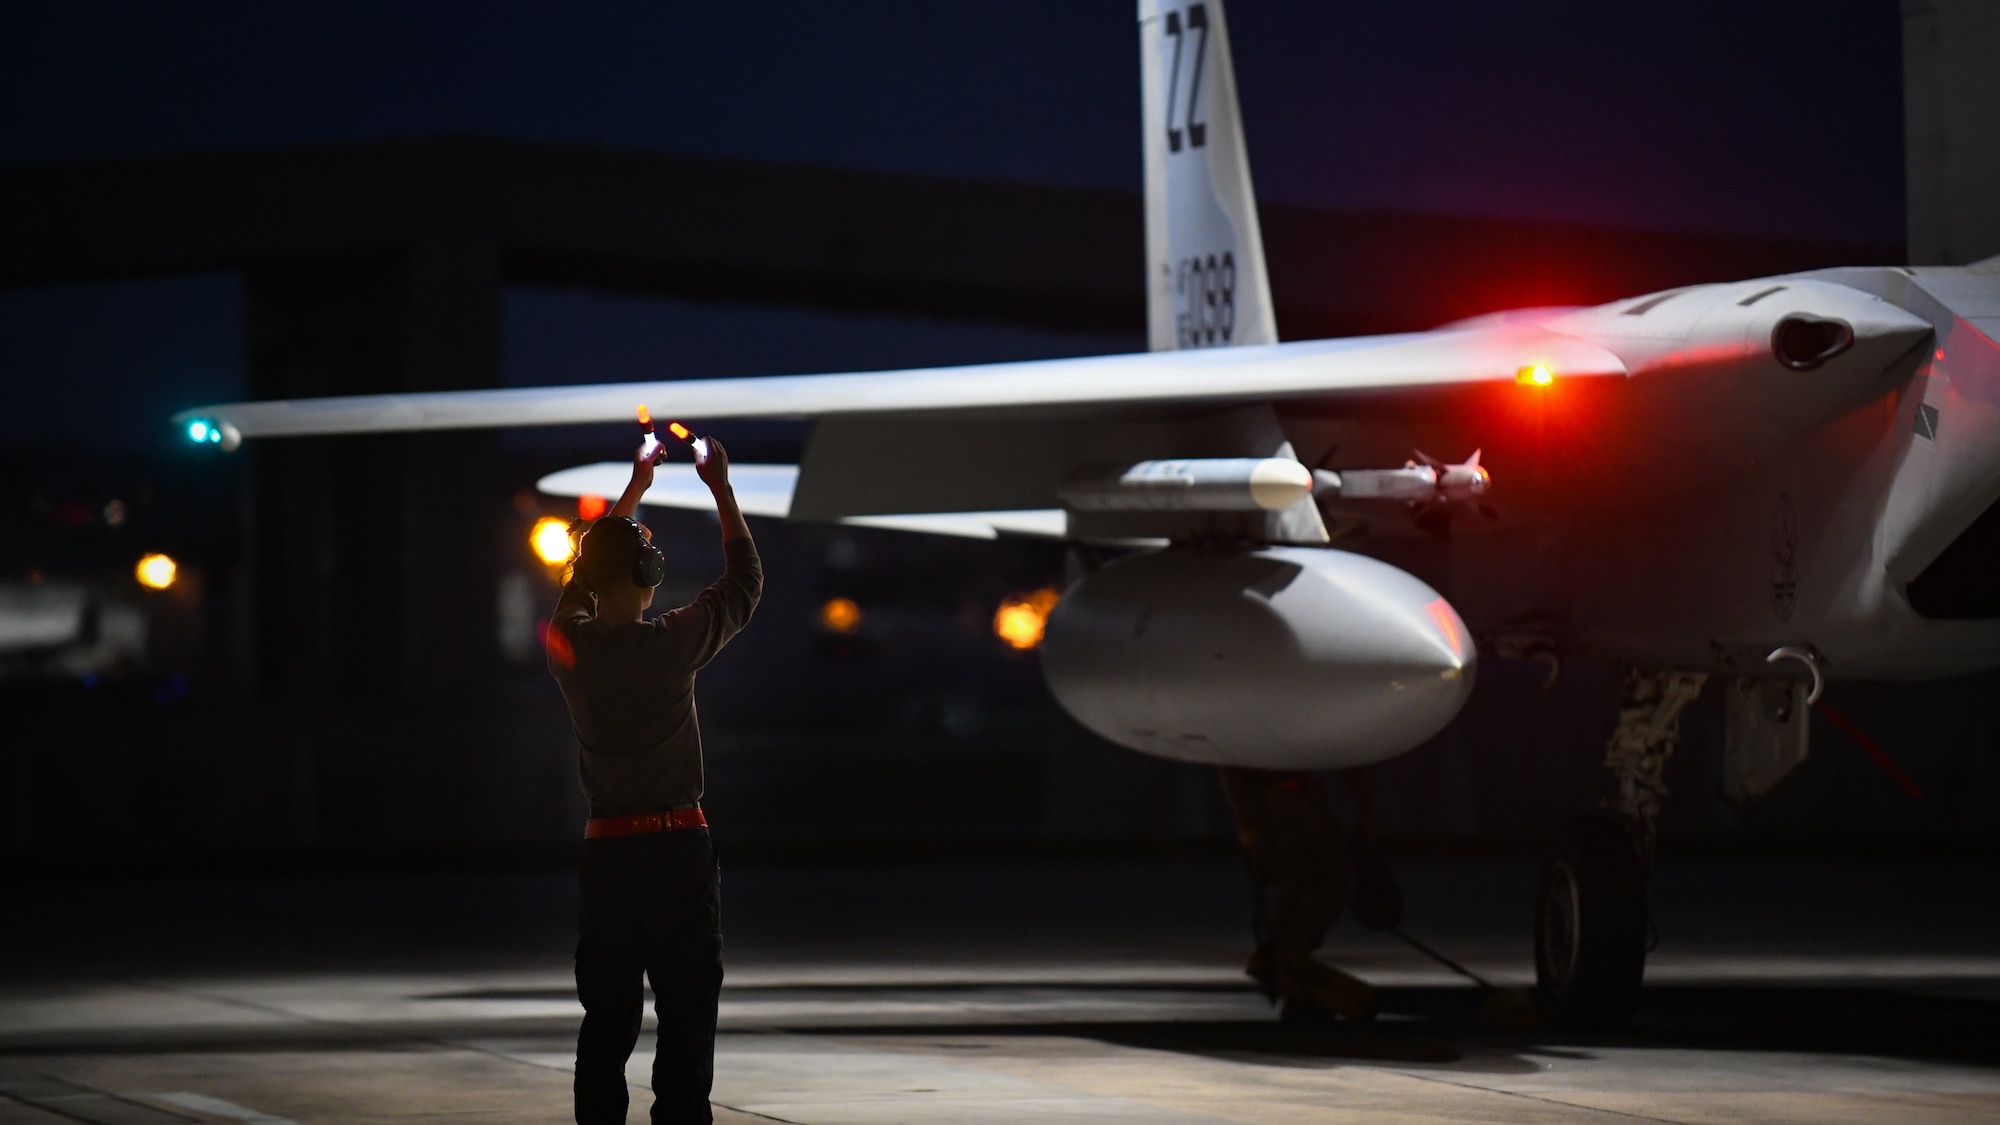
[1244,947,1278,1001]
[1275,950,1377,1022]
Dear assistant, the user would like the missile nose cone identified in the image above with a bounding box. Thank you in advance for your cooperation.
[1248,458,1314,510]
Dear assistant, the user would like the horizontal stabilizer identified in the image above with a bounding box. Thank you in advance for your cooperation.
[540,463,799,519]
[535,462,1066,541]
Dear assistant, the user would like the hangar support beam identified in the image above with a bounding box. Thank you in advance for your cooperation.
[1904,0,2000,266]
[0,139,1143,333]
[0,138,1895,339]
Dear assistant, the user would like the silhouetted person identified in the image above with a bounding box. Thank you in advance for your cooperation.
[1219,766,1378,1021]
[548,434,761,1125]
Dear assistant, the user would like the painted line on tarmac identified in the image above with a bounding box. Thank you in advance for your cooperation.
[149,1092,297,1125]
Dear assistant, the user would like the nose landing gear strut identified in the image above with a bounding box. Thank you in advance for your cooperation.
[1535,670,1706,1030]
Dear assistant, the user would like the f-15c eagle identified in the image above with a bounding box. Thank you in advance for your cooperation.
[179,0,1999,1029]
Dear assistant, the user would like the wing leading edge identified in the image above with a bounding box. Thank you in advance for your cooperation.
[175,324,1627,440]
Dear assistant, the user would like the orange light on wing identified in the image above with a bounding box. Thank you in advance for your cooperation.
[1516,363,1555,387]
[577,493,608,520]
[667,421,694,443]
[993,588,1060,650]
[531,516,575,566]
[817,596,863,634]
[1423,597,1464,659]
[636,405,652,427]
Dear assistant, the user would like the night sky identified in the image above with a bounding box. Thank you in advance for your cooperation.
[1,0,1906,452]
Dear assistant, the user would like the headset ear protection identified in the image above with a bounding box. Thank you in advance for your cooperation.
[634,534,666,588]
[622,518,666,588]
[585,517,665,589]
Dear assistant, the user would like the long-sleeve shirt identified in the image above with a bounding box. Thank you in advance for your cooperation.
[548,537,762,817]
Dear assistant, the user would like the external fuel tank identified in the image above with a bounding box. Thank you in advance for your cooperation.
[1040,547,1475,770]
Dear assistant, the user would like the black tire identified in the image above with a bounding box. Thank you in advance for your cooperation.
[1534,815,1647,1030]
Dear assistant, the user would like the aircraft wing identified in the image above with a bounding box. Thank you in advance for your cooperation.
[176,323,1625,439]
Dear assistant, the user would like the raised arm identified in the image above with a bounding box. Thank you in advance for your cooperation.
[609,435,666,520]
[652,437,762,670]
[696,438,751,546]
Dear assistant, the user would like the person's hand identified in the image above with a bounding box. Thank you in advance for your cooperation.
[695,436,731,491]
[631,435,664,487]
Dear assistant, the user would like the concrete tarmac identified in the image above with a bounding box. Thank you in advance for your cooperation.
[3,855,1997,1123]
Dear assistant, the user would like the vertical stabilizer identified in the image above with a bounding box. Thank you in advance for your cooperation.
[1138,0,1277,351]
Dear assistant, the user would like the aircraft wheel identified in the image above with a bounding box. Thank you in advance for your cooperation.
[1534,815,1647,1030]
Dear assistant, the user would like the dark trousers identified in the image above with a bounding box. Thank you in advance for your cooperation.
[575,828,723,1125]
[1218,768,1348,956]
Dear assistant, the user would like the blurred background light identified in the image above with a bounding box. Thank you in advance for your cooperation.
[530,516,574,566]
[992,588,1059,650]
[816,596,863,635]
[135,552,178,590]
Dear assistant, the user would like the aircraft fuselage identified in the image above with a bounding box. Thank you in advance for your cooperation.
[1287,263,2000,683]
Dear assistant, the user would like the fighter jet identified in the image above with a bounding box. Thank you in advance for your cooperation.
[178,0,2000,1028]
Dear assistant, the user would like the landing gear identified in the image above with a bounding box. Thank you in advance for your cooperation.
[1534,670,1705,1030]
[1534,816,1646,1029]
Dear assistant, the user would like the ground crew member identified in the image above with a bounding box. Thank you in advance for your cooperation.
[1219,766,1378,1022]
[548,433,761,1125]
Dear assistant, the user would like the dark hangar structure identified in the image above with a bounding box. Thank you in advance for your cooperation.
[0,139,1902,711]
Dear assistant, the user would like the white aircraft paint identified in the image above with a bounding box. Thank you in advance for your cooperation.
[536,462,1067,542]
[1139,0,1276,351]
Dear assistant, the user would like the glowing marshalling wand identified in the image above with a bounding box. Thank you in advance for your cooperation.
[637,405,661,462]
[638,405,707,460]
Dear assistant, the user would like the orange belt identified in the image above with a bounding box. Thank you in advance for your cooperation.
[585,806,707,839]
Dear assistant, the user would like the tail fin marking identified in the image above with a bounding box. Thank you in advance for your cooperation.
[1139,0,1278,352]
